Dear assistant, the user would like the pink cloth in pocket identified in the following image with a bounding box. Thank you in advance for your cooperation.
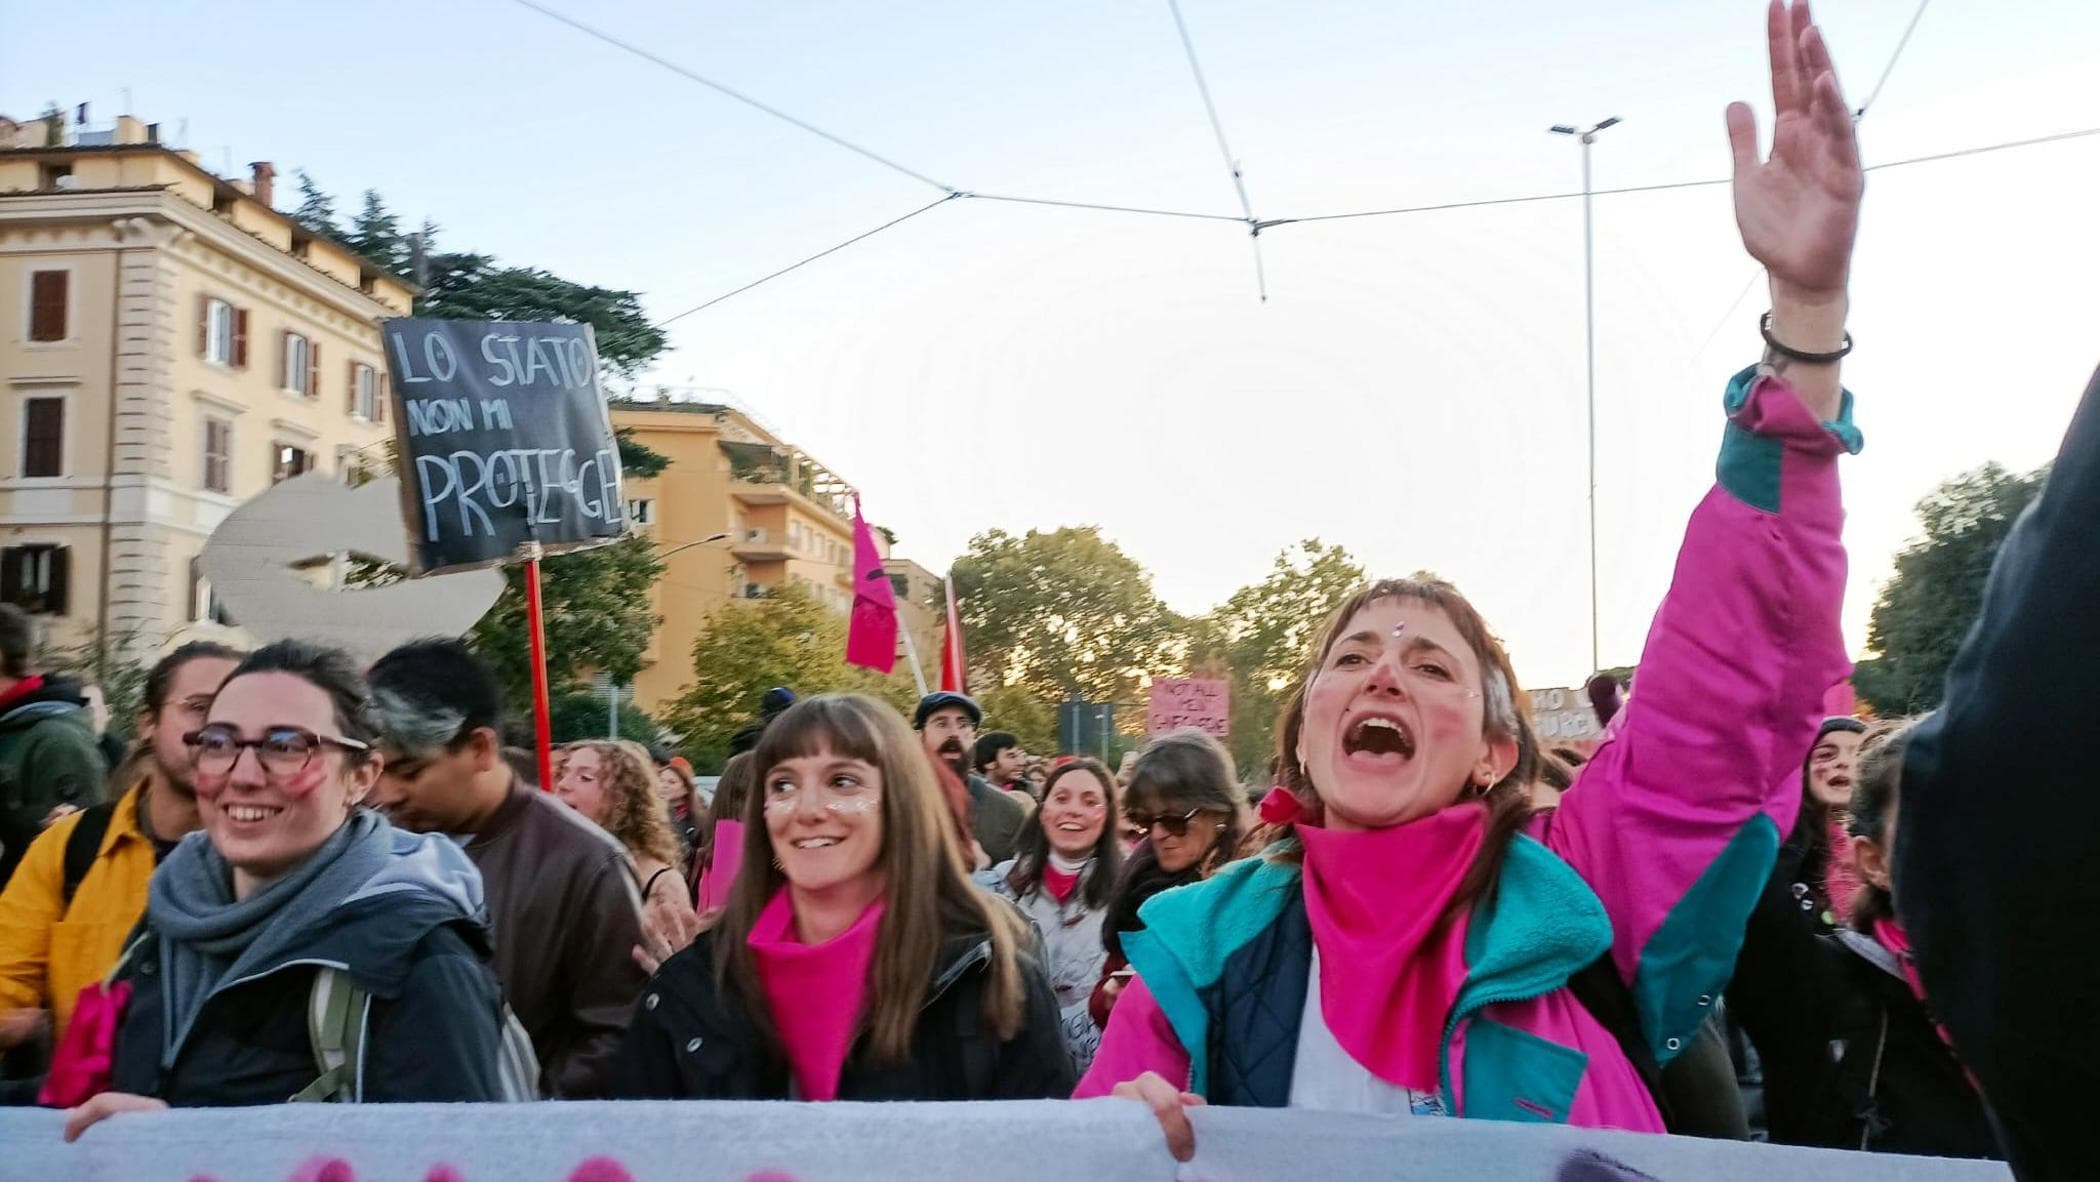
[40,978,132,1108]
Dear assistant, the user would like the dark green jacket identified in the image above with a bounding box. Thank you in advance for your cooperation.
[0,676,109,888]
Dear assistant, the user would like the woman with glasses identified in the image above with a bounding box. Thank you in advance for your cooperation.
[980,756,1122,1075]
[1078,3,1866,1158]
[612,694,1071,1100]
[1088,731,1243,1029]
[62,641,510,1140]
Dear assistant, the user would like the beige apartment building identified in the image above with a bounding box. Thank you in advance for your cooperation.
[613,396,946,713]
[0,112,411,662]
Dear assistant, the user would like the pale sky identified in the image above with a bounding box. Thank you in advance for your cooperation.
[9,0,2100,688]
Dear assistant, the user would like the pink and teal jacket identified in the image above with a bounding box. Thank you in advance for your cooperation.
[1075,368,1860,1129]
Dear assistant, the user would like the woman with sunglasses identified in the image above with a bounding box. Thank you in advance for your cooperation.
[62,641,510,1141]
[1078,3,1865,1158]
[1088,731,1244,1028]
[613,694,1071,1100]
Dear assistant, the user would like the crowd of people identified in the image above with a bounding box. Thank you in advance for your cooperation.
[0,3,2094,1177]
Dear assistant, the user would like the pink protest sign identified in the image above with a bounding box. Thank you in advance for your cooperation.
[1148,678,1230,737]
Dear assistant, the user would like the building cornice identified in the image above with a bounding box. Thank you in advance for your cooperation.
[0,189,404,324]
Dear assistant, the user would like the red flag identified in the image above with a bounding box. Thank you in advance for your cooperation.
[844,497,898,674]
[940,575,967,693]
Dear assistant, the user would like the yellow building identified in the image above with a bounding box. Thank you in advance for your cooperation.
[884,556,945,683]
[612,395,881,711]
[0,112,413,662]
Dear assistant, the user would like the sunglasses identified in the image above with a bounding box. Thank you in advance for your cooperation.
[1125,806,1223,838]
[185,724,370,779]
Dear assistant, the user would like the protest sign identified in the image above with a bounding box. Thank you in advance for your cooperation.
[1148,677,1230,737]
[0,1100,2012,1182]
[383,318,627,574]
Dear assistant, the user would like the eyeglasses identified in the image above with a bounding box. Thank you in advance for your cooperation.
[185,724,371,779]
[1125,807,1222,838]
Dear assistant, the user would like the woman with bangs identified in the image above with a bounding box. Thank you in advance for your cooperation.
[611,694,1072,1100]
[1080,1,1867,1157]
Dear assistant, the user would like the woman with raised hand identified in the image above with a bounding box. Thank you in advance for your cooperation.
[1077,1,1865,1158]
[982,757,1123,1075]
[611,694,1071,1100]
[62,641,510,1140]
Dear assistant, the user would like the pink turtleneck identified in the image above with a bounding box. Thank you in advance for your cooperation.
[1294,801,1486,1093]
[746,889,886,1101]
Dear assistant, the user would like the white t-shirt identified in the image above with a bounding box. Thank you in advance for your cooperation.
[1288,948,1449,1117]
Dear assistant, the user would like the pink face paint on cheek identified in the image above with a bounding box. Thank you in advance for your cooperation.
[276,761,330,800]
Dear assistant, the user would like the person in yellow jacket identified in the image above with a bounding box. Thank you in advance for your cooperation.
[0,642,241,1054]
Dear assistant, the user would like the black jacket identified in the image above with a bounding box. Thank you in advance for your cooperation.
[1730,873,1996,1158]
[109,891,509,1104]
[1898,363,2100,1178]
[611,928,1074,1100]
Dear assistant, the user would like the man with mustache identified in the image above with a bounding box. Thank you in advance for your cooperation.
[914,692,1028,866]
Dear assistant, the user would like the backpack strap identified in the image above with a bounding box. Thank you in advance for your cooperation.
[60,801,117,911]
[292,967,368,1103]
[1563,951,1675,1128]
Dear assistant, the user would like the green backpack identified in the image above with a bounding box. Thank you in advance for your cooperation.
[291,965,541,1103]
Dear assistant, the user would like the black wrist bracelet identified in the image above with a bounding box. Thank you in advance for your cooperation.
[1760,310,1853,364]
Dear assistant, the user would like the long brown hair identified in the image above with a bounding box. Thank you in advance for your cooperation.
[1263,576,1536,924]
[715,694,1029,1063]
[1005,757,1122,909]
[567,739,682,870]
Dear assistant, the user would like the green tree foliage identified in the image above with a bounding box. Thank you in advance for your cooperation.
[662,582,915,771]
[1854,461,2048,715]
[469,537,666,715]
[1185,540,1366,778]
[616,428,671,478]
[417,253,665,386]
[974,681,1057,755]
[547,687,660,745]
[952,527,1182,714]
[290,171,341,238]
[344,189,407,274]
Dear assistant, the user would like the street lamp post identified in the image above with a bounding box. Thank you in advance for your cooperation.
[1549,116,1619,677]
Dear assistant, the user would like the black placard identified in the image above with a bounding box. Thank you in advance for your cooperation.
[382,318,627,574]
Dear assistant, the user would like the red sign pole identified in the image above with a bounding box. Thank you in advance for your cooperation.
[522,542,556,792]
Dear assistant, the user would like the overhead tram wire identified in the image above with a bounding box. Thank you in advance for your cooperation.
[506,0,958,196]
[1855,0,1934,119]
[653,195,960,328]
[1164,0,1270,300]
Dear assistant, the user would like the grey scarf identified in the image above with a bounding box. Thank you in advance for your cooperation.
[148,809,394,1066]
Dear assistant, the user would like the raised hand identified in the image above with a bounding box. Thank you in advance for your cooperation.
[1726,0,1863,304]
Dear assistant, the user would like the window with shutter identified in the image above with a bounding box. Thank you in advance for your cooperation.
[21,397,64,478]
[272,442,311,484]
[282,332,313,394]
[0,545,70,615]
[203,299,236,365]
[202,416,232,493]
[28,271,68,342]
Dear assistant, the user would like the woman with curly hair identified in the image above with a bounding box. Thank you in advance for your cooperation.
[557,740,686,912]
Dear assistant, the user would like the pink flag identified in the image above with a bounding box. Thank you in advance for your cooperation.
[940,575,967,693]
[845,497,898,673]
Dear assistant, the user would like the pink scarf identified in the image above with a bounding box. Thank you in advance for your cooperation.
[1042,865,1079,904]
[1822,816,1862,924]
[1295,801,1485,1093]
[747,889,885,1101]
[698,819,744,913]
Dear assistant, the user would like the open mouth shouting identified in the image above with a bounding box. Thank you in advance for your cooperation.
[1341,711,1417,768]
